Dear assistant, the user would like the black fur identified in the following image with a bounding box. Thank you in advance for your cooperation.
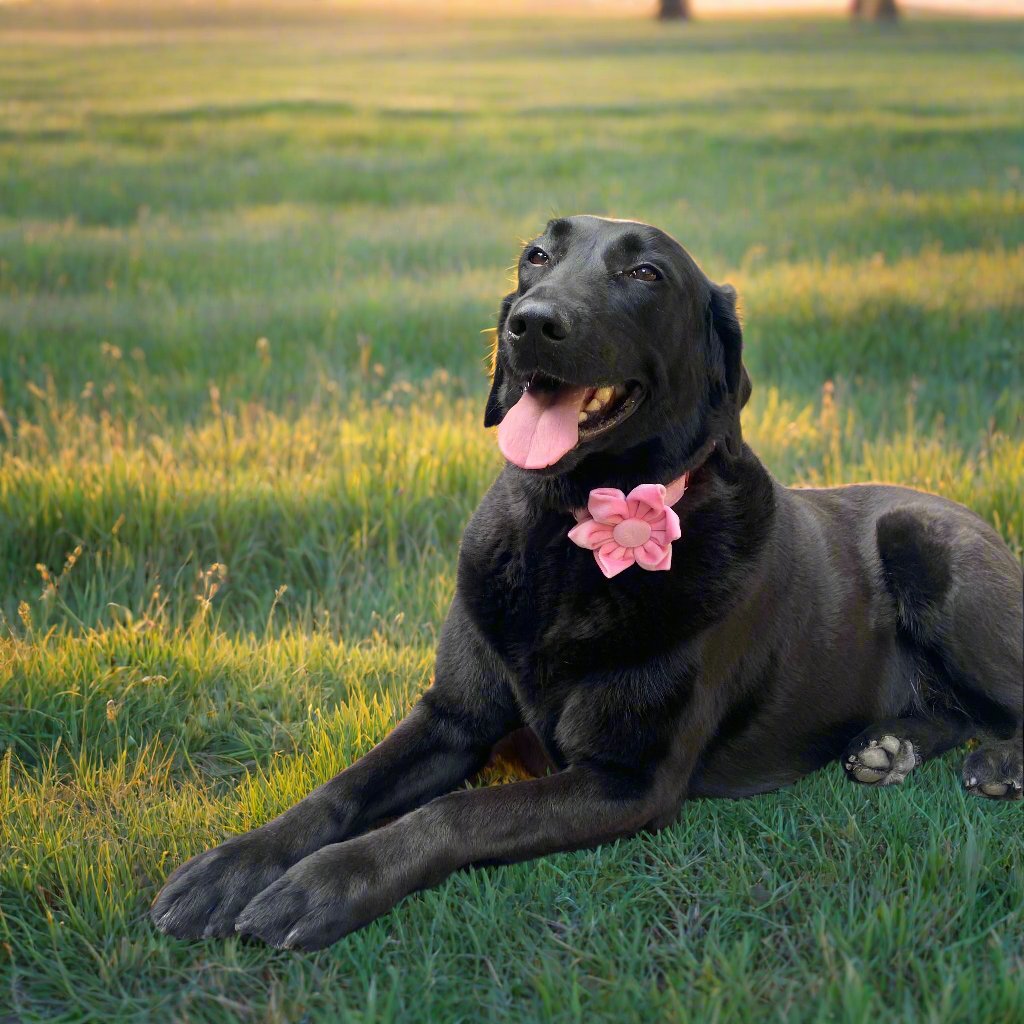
[877,508,953,633]
[152,216,1024,951]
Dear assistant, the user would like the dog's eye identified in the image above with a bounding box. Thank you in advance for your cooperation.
[628,264,661,282]
[526,248,550,266]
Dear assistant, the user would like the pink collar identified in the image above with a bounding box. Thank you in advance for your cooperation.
[568,471,690,578]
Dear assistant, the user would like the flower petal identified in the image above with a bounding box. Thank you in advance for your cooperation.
[568,520,613,551]
[636,540,672,571]
[587,488,628,524]
[595,543,635,578]
[662,506,681,544]
[664,473,688,508]
[626,483,666,516]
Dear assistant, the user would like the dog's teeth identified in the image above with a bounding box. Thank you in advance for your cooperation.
[594,386,614,405]
[584,399,602,412]
[578,411,589,423]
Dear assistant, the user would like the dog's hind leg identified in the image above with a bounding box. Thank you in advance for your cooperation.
[843,715,971,786]
[962,729,1023,800]
[876,504,1023,801]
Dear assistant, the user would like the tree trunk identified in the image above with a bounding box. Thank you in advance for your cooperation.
[658,0,690,21]
[851,0,899,20]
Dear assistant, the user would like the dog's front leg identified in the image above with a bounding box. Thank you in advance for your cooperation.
[235,763,670,950]
[152,599,519,939]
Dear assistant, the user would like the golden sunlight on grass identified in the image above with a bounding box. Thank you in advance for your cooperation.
[1,6,1022,1021]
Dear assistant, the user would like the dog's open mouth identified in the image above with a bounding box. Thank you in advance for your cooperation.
[497,372,643,470]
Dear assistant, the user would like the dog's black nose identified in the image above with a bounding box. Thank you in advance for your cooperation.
[506,300,570,345]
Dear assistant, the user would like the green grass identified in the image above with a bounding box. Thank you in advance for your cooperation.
[1,5,1023,1021]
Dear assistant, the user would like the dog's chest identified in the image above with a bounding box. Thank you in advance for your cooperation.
[460,508,682,678]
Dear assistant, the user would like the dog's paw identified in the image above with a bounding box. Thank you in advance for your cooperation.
[962,742,1023,801]
[151,829,291,940]
[236,841,390,951]
[843,734,919,786]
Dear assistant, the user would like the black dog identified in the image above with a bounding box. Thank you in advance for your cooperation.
[153,215,1023,951]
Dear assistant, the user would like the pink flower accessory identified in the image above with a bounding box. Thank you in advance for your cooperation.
[567,473,689,578]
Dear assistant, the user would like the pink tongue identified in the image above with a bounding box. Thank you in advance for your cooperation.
[498,386,588,469]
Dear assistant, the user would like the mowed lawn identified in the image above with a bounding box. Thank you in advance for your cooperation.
[1,5,1023,1021]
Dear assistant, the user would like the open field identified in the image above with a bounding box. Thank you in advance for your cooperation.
[1,6,1022,1022]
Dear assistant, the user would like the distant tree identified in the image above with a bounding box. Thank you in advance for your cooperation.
[658,0,690,20]
[851,0,900,19]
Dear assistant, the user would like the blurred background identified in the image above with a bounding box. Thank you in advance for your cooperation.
[1,2,1022,1021]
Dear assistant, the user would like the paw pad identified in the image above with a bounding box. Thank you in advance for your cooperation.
[962,743,1023,801]
[844,735,918,786]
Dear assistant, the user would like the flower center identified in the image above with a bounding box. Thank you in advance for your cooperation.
[612,518,651,548]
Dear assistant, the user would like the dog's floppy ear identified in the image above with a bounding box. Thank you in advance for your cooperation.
[708,282,750,457]
[484,293,515,428]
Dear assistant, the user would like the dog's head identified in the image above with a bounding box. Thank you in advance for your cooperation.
[485,216,751,487]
